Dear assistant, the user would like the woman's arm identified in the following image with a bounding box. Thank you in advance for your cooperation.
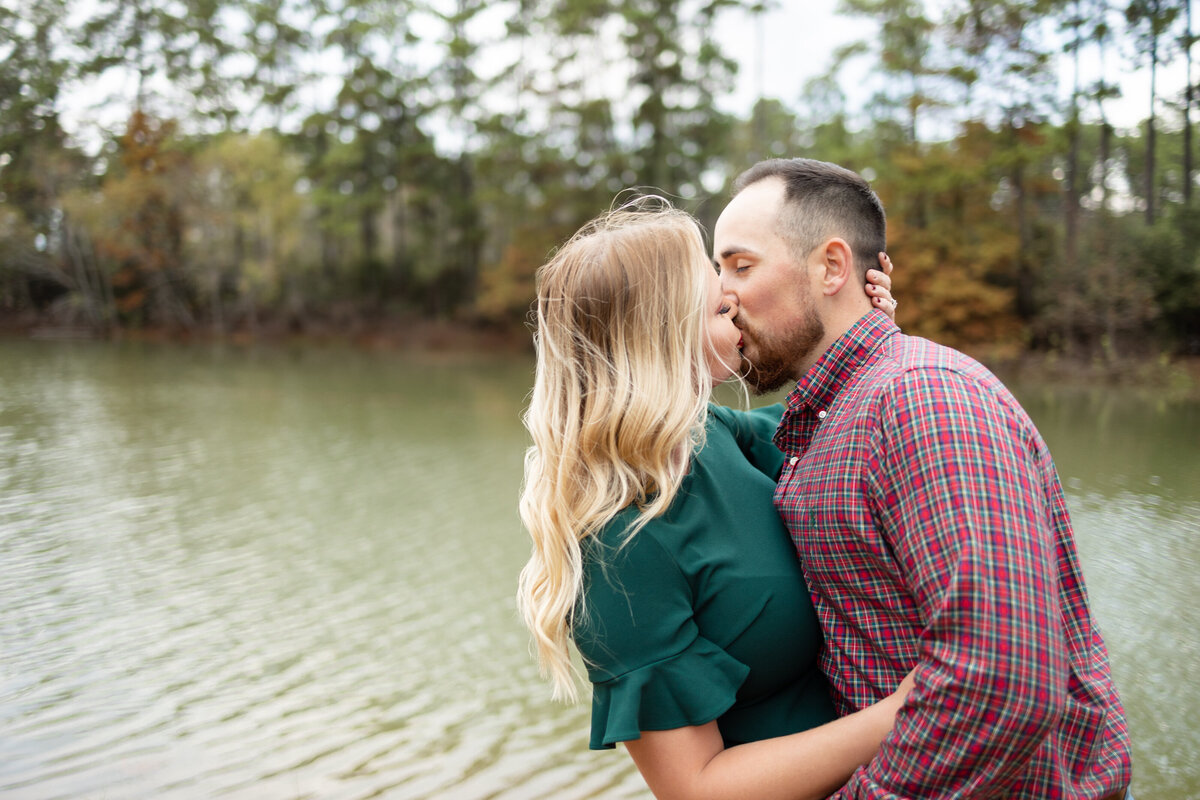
[712,403,786,478]
[625,674,914,800]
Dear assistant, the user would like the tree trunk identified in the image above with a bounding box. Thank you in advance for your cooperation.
[1065,23,1081,270]
[1011,123,1035,321]
[1186,1,1194,205]
[909,72,919,143]
[210,267,224,335]
[392,184,411,294]
[1066,125,1079,265]
[361,205,377,265]
[1099,121,1113,213]
[64,220,100,328]
[1147,45,1158,224]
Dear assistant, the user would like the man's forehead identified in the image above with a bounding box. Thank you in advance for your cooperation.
[722,178,784,220]
[715,179,785,246]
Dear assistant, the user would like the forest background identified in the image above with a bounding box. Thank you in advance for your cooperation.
[4,0,1200,371]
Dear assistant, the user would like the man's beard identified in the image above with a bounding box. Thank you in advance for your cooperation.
[740,304,826,395]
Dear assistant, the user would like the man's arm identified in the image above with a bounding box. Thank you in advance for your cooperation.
[837,368,1067,798]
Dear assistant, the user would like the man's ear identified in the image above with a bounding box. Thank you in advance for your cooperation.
[815,238,855,296]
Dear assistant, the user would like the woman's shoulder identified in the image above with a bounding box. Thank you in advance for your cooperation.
[705,402,785,440]
[705,401,740,432]
[699,402,786,481]
[575,510,695,672]
[700,403,743,455]
[579,489,712,616]
[582,502,679,574]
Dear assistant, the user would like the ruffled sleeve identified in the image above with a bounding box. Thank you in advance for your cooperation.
[588,634,749,749]
[574,514,749,750]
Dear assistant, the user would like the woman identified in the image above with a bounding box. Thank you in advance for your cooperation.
[517,201,910,800]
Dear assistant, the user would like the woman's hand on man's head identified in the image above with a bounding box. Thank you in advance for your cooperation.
[866,252,897,319]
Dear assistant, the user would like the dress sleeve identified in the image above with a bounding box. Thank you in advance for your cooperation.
[574,523,750,749]
[710,402,786,479]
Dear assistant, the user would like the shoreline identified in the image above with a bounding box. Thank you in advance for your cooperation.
[5,318,1198,397]
[6,316,536,355]
[969,349,1200,399]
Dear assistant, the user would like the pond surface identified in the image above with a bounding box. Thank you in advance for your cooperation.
[0,339,1196,799]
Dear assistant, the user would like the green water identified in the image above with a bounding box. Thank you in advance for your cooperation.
[0,339,1195,799]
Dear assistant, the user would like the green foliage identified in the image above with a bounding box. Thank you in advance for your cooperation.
[1,0,1198,358]
[0,0,72,234]
[1142,206,1200,348]
[63,112,191,327]
[840,0,939,139]
[944,0,1062,124]
[184,131,309,325]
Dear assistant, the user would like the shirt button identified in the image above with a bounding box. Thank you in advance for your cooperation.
[817,410,827,420]
[789,456,799,466]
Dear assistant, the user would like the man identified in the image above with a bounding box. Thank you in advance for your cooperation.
[712,158,1133,799]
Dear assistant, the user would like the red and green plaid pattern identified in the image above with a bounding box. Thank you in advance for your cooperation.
[774,310,1132,798]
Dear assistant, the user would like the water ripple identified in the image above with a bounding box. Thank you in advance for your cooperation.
[5,342,1192,799]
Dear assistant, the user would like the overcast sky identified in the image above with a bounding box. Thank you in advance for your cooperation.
[59,0,1189,152]
[720,0,1187,131]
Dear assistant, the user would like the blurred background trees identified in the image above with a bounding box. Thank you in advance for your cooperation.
[2,0,1199,359]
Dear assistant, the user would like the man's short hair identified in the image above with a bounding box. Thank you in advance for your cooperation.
[733,158,886,274]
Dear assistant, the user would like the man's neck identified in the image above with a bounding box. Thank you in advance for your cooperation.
[792,306,872,380]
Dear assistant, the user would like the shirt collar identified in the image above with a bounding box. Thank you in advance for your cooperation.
[784,309,900,413]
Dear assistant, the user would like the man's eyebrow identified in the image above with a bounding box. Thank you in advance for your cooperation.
[717,245,757,261]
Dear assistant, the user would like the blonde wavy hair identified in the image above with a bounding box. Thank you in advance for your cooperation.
[517,200,717,702]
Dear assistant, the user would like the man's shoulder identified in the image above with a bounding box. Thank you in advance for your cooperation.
[884,332,992,376]
[868,332,1003,394]
[865,333,1038,436]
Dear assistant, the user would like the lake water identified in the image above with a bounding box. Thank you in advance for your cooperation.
[1,339,1196,799]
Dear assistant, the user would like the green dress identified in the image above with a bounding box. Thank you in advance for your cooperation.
[573,403,836,750]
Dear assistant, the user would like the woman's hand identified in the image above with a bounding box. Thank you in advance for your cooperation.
[866,252,897,319]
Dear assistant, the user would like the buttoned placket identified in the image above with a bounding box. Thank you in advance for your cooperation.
[787,408,828,468]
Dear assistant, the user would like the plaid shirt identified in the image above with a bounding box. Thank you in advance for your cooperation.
[774,310,1132,798]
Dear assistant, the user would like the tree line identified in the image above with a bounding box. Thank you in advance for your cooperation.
[2,0,1199,359]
